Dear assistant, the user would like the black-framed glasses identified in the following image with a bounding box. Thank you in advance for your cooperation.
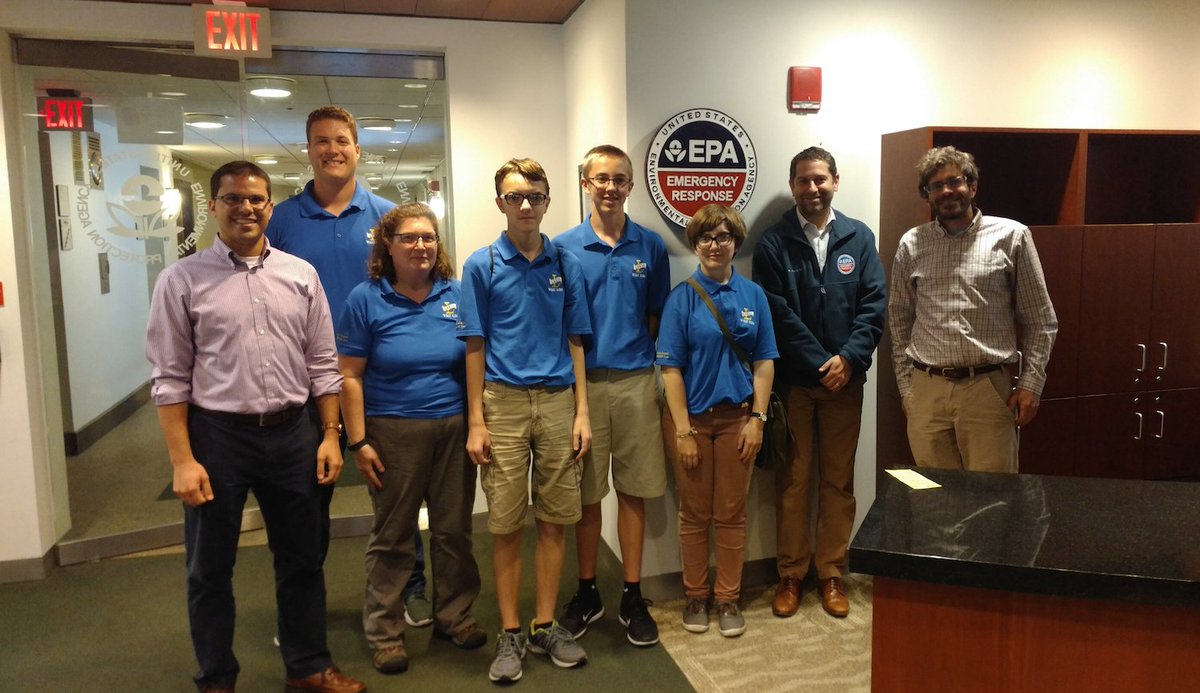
[216,193,270,209]
[696,233,735,248]
[391,233,439,246]
[586,175,632,189]
[501,192,549,207]
[923,175,968,195]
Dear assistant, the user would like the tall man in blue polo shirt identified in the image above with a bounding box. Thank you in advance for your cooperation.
[554,145,670,647]
[267,105,431,625]
[458,158,593,684]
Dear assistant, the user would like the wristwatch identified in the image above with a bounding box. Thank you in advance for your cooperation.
[750,411,768,422]
[347,438,370,452]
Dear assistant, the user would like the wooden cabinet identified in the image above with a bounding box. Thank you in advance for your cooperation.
[878,127,1200,482]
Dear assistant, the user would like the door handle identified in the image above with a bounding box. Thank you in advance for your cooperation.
[1133,411,1143,441]
[1135,343,1146,383]
[1157,342,1168,382]
[1155,409,1165,439]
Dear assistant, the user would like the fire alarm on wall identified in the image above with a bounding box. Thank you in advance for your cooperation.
[788,66,822,113]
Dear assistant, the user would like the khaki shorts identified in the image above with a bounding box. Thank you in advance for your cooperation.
[479,381,582,534]
[580,367,667,504]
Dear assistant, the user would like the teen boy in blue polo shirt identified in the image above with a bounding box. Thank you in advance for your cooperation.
[457,158,593,684]
[554,145,670,647]
[267,105,431,625]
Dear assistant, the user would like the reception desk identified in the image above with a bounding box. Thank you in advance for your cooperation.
[850,469,1200,692]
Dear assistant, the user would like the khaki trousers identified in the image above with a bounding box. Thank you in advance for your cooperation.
[906,368,1017,472]
[775,380,863,581]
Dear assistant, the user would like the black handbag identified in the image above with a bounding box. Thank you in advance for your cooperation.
[686,278,792,469]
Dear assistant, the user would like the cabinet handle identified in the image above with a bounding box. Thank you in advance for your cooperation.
[1136,343,1147,374]
[1133,411,1143,441]
[1156,409,1165,439]
[1158,342,1168,372]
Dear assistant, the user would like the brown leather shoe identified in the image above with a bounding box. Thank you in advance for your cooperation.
[372,643,409,674]
[820,577,849,618]
[434,621,488,650]
[284,666,366,693]
[771,576,801,617]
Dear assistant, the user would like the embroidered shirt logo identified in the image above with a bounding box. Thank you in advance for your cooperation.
[548,273,564,292]
[441,301,458,319]
[740,307,755,325]
[631,259,648,277]
[367,227,377,245]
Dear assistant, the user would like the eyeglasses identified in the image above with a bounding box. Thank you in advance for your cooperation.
[586,175,632,189]
[391,233,439,246]
[923,175,968,195]
[217,193,270,209]
[696,233,735,248]
[501,192,549,207]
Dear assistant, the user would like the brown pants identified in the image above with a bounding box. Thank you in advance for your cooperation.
[663,404,755,603]
[775,380,863,581]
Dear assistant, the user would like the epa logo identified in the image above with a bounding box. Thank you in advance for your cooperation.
[665,140,686,162]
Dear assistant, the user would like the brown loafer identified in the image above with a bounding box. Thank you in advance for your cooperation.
[820,577,849,618]
[434,621,488,650]
[372,643,409,674]
[771,576,801,617]
[284,666,366,693]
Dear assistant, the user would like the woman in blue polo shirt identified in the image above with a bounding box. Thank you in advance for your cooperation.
[337,203,485,674]
[657,204,778,639]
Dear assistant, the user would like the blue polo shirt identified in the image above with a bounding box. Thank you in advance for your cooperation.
[656,268,779,414]
[266,180,396,324]
[556,215,670,370]
[336,277,465,418]
[457,232,592,387]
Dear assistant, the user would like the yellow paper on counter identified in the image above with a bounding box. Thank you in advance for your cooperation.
[885,468,942,490]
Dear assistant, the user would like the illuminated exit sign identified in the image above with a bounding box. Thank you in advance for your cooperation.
[37,96,94,132]
[193,4,271,58]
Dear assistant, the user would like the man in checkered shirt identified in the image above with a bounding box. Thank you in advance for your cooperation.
[888,146,1057,472]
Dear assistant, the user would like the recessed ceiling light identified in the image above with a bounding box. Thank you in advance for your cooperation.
[367,174,382,181]
[396,118,413,123]
[284,173,300,181]
[387,148,398,152]
[403,83,428,89]
[185,113,228,129]
[359,117,395,131]
[397,104,419,109]
[255,155,278,165]
[160,91,187,97]
[246,76,295,98]
[155,130,177,135]
[389,139,405,144]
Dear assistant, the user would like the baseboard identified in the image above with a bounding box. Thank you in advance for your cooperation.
[639,556,778,603]
[0,550,56,584]
[65,382,152,455]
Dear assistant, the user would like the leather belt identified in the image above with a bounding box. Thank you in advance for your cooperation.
[194,404,305,428]
[912,361,1003,380]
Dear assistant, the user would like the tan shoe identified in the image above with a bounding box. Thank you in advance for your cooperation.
[820,577,849,618]
[372,643,409,673]
[771,576,801,617]
[284,666,367,693]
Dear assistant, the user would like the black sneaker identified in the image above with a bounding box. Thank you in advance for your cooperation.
[558,589,604,639]
[619,593,659,647]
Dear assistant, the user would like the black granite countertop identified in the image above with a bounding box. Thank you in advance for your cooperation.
[849,468,1200,608]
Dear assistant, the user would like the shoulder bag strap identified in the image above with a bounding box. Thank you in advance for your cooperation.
[686,277,752,373]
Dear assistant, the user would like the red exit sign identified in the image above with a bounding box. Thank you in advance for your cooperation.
[193,4,271,58]
[37,96,94,132]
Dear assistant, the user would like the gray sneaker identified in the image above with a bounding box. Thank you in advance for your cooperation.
[404,592,434,627]
[488,631,526,683]
[682,597,709,633]
[527,620,587,668]
[716,601,746,637]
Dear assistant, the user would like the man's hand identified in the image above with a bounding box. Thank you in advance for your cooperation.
[1009,387,1041,427]
[316,437,344,485]
[174,459,214,507]
[467,423,492,466]
[573,413,592,462]
[355,444,385,490]
[819,355,853,393]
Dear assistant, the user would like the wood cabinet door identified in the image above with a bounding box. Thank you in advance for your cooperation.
[1017,397,1077,476]
[1077,226,1156,395]
[1149,224,1200,390]
[1029,226,1082,398]
[1146,388,1200,480]
[1074,393,1147,479]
